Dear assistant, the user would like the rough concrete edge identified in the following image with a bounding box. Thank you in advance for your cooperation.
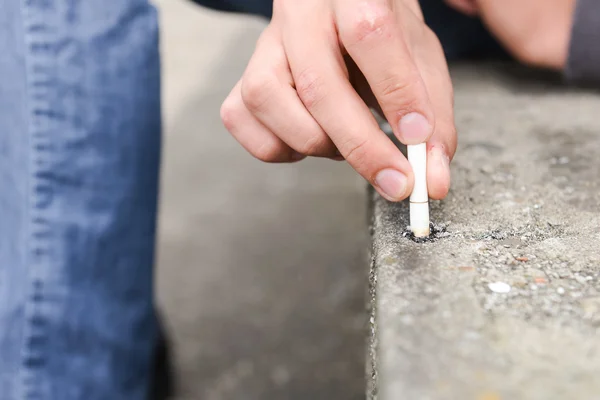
[366,187,378,400]
[365,127,397,400]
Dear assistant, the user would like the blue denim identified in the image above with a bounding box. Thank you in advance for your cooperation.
[0,0,162,399]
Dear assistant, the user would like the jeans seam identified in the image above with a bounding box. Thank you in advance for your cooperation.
[18,1,53,399]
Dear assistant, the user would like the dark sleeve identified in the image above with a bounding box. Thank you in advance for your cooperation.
[191,0,272,18]
[565,0,600,86]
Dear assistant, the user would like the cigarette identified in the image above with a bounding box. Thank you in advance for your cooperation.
[408,143,430,237]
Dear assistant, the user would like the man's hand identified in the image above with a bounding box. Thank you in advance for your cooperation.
[221,0,456,202]
[445,0,576,70]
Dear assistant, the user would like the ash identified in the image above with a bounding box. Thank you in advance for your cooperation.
[403,222,452,243]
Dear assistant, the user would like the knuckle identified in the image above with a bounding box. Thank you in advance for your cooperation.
[299,133,330,156]
[345,6,394,46]
[422,26,443,52]
[295,68,326,110]
[241,73,276,112]
[426,26,441,45]
[376,75,422,113]
[253,138,287,163]
[340,137,370,170]
[378,75,415,98]
[220,97,240,132]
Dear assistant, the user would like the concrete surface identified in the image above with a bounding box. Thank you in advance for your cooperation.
[370,64,600,400]
[154,1,367,399]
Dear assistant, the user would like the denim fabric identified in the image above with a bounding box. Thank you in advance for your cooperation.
[0,0,162,399]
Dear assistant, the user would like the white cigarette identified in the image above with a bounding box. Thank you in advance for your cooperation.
[408,143,430,237]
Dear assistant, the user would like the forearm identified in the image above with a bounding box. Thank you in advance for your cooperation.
[566,0,600,85]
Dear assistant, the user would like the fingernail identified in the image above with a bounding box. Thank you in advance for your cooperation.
[291,152,305,161]
[375,169,408,201]
[398,112,432,145]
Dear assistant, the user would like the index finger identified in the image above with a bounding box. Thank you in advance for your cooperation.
[334,0,435,146]
[281,2,415,201]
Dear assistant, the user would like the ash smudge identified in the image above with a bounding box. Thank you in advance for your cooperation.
[403,222,451,243]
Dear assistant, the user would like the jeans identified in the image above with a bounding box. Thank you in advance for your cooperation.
[0,0,161,399]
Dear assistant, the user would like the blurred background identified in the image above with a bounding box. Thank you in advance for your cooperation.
[154,1,368,398]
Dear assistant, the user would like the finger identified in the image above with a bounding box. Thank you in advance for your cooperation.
[334,0,435,146]
[221,81,304,163]
[281,2,414,201]
[241,27,339,158]
[412,29,457,199]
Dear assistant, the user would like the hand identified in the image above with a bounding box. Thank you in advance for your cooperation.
[445,0,576,70]
[221,0,457,202]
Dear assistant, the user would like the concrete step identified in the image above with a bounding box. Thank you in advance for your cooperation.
[368,63,600,400]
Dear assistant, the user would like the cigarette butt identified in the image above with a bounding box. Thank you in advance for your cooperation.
[408,143,430,237]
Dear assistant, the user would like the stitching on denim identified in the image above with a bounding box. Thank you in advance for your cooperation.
[18,1,55,399]
[15,2,163,398]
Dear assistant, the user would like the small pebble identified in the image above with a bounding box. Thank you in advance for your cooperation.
[488,282,511,294]
[557,287,565,295]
